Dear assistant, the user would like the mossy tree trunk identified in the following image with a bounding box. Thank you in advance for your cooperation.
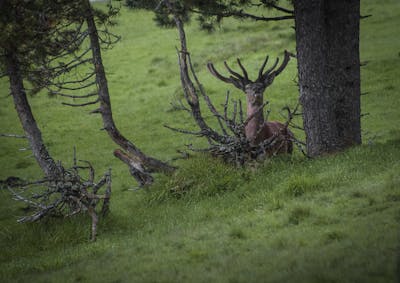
[5,50,62,179]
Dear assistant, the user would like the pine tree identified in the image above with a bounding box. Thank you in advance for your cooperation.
[0,0,87,178]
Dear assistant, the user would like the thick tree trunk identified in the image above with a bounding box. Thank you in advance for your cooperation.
[84,2,174,185]
[294,0,361,157]
[5,51,62,178]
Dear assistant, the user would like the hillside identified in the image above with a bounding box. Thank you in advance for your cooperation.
[0,0,399,282]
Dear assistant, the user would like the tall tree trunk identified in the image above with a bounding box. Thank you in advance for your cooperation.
[84,2,175,186]
[5,50,62,178]
[294,0,361,157]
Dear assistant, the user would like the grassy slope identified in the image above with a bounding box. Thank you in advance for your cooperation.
[0,0,399,282]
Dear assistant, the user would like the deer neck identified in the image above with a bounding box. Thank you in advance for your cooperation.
[245,95,265,142]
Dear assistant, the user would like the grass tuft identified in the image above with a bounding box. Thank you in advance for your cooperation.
[288,206,311,225]
[281,174,322,197]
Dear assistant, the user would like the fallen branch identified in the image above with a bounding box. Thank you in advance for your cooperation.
[3,149,112,241]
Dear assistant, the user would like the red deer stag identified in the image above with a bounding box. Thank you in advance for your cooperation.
[207,51,294,155]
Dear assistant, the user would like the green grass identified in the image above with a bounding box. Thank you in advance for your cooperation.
[1,0,400,282]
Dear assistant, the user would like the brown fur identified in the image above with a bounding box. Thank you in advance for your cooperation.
[254,121,293,155]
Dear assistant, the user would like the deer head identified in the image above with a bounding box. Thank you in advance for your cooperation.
[207,50,292,108]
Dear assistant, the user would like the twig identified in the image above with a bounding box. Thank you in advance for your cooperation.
[62,99,99,107]
[189,8,294,22]
[0,133,27,139]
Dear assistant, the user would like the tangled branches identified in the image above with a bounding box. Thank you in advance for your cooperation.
[3,149,111,241]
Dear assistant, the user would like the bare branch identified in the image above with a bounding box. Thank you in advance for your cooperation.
[113,149,154,187]
[49,90,98,99]
[62,98,99,107]
[164,124,204,136]
[186,53,228,135]
[264,3,294,14]
[101,168,111,216]
[55,71,96,85]
[0,133,27,139]
[168,2,229,145]
[232,100,238,124]
[360,14,372,19]
[189,8,294,22]
[238,99,244,124]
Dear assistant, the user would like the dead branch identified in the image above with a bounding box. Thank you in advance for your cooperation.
[163,124,204,136]
[265,3,294,14]
[62,98,100,107]
[0,133,27,139]
[4,149,112,241]
[172,15,230,144]
[189,8,294,22]
[49,90,98,99]
[114,149,153,186]
[360,14,372,19]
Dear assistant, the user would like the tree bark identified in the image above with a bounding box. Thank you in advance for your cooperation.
[84,1,175,185]
[294,0,361,157]
[5,51,62,178]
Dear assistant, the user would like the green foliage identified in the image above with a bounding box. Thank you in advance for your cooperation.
[288,205,311,225]
[0,1,85,67]
[280,174,322,197]
[0,0,119,94]
[0,0,400,282]
[125,0,292,31]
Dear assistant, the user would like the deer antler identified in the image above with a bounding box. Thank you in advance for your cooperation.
[236,58,249,81]
[207,60,250,90]
[257,50,293,86]
[208,50,294,89]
